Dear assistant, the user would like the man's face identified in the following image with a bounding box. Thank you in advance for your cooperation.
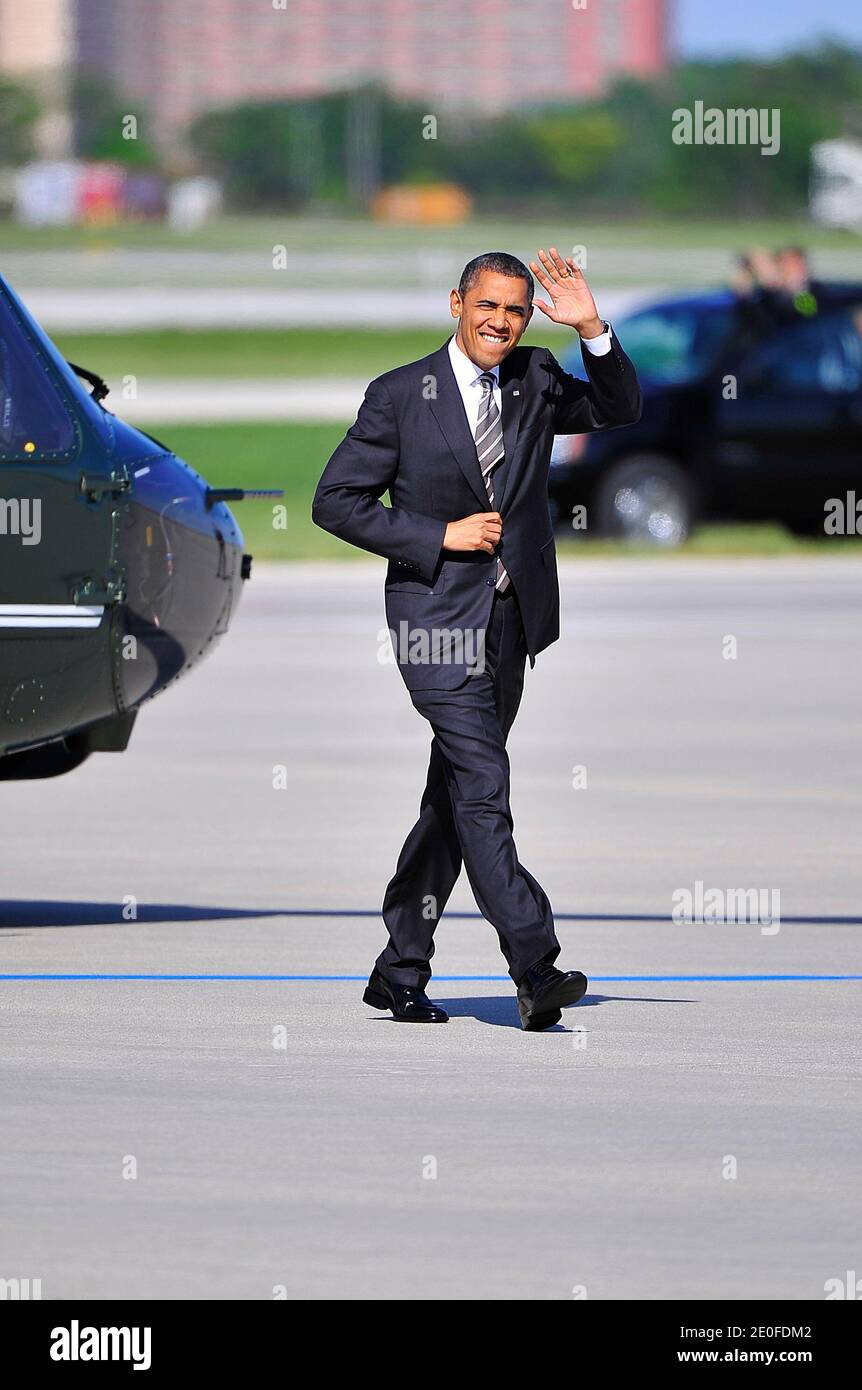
[777,250,808,291]
[450,270,533,370]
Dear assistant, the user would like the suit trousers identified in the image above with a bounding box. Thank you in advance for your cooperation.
[376,585,561,988]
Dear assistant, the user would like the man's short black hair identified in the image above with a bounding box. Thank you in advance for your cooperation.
[458,252,534,307]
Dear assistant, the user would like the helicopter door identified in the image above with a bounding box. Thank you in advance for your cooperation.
[0,292,115,626]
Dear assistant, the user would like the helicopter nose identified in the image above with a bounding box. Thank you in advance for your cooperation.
[117,458,247,708]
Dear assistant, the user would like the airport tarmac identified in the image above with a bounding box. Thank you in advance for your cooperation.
[1,557,861,1301]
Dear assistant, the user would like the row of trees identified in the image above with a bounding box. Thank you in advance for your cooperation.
[0,76,40,164]
[0,73,159,168]
[189,44,862,215]
[2,44,860,216]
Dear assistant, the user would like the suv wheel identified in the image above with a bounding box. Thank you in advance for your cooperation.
[595,455,694,545]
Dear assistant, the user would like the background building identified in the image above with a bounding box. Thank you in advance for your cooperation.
[2,0,670,155]
[0,0,74,154]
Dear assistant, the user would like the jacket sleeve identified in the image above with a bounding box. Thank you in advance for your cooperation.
[311,376,447,578]
[546,333,642,435]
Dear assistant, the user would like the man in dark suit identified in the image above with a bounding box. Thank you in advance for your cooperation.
[312,248,641,1030]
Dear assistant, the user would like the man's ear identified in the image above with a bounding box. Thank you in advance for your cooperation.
[449,288,462,320]
[526,304,534,327]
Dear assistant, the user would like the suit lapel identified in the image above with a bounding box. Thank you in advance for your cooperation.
[426,344,525,512]
[495,354,524,510]
[427,345,489,509]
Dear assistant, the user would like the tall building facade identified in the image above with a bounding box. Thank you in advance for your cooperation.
[0,0,74,154]
[69,0,669,152]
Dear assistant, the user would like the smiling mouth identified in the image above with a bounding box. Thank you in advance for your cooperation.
[479,332,508,344]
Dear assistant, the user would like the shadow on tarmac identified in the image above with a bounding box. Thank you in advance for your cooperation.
[382,992,698,1031]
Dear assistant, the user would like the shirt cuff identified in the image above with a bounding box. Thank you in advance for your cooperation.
[580,321,613,356]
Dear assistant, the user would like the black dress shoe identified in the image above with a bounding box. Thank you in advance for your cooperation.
[363,968,449,1023]
[516,958,588,1031]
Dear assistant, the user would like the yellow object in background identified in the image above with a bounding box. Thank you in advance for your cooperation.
[24,441,35,452]
[372,183,472,224]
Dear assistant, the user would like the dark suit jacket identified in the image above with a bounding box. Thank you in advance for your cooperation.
[312,334,641,689]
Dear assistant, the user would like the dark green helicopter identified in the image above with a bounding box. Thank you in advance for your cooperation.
[0,273,277,780]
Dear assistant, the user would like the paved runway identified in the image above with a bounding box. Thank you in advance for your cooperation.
[1,558,861,1300]
[104,376,370,423]
[18,286,646,333]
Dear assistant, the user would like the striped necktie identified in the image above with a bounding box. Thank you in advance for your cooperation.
[475,372,510,591]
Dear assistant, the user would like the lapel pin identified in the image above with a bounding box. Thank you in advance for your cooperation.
[513,390,520,397]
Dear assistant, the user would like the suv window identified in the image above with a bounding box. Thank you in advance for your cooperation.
[745,309,862,394]
[0,295,76,461]
[610,302,735,384]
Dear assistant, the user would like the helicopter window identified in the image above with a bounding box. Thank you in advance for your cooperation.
[0,296,76,461]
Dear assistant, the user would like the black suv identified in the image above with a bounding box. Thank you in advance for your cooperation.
[549,285,862,543]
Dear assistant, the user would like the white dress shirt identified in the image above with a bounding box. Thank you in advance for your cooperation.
[447,324,614,433]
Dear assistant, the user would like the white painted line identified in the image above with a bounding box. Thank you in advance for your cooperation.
[0,603,104,628]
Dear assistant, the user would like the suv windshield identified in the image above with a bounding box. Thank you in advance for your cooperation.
[0,294,76,461]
